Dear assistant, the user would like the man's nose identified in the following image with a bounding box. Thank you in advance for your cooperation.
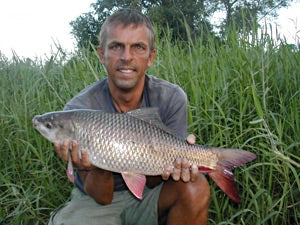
[121,47,133,61]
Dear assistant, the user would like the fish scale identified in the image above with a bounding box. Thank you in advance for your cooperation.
[73,110,176,174]
[33,108,256,202]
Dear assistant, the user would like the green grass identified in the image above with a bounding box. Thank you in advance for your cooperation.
[0,26,299,224]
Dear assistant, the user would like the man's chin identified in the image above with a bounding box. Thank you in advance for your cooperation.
[114,80,137,92]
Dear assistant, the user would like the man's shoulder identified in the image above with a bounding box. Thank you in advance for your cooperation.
[147,74,180,89]
[64,78,108,110]
[145,75,188,138]
[146,75,187,101]
[78,78,108,95]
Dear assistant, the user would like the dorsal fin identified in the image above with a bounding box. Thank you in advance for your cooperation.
[126,108,174,135]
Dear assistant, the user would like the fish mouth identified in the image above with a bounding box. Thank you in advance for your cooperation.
[32,116,40,127]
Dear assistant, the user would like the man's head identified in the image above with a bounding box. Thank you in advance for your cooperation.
[99,8,156,52]
[97,9,157,93]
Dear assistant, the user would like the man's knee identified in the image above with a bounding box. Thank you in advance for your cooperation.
[180,174,210,207]
[159,174,210,211]
[158,174,210,224]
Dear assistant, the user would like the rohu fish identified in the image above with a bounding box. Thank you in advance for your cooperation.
[32,108,256,203]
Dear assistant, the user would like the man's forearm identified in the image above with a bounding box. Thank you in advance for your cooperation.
[78,168,114,205]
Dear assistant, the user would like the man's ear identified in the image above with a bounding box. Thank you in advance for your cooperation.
[147,49,157,67]
[97,47,105,63]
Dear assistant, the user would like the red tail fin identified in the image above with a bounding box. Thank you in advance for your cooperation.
[207,148,256,203]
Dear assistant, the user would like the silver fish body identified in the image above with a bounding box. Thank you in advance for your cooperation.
[33,108,256,202]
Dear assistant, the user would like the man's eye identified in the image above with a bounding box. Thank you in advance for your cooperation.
[111,44,122,50]
[135,44,144,50]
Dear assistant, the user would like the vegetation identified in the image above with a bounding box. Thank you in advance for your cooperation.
[0,25,299,224]
[70,0,292,48]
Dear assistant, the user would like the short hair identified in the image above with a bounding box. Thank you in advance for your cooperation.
[98,8,156,51]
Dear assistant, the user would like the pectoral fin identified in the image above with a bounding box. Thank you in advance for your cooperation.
[67,152,75,183]
[121,172,146,199]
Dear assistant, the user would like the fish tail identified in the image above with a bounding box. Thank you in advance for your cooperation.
[206,148,256,203]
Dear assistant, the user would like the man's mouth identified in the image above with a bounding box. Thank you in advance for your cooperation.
[119,69,135,73]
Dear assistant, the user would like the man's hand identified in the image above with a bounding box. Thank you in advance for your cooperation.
[54,139,113,204]
[54,139,96,171]
[161,134,199,182]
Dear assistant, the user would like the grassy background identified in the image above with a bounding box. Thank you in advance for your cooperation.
[0,27,299,224]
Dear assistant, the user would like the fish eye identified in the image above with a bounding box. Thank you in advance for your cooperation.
[46,122,53,129]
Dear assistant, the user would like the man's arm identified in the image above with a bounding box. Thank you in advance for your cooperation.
[54,139,114,205]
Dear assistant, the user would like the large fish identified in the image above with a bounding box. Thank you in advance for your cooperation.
[32,108,256,202]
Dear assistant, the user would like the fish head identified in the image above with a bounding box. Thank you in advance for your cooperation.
[32,111,75,143]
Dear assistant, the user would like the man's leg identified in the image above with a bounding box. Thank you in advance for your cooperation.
[47,188,125,225]
[158,174,210,225]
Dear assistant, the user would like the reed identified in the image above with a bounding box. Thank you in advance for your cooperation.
[0,24,299,224]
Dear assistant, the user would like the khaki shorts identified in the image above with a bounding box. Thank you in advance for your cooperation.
[47,184,163,225]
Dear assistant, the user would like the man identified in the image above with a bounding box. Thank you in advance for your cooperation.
[49,8,210,225]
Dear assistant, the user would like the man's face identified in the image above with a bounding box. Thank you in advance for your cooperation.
[98,24,156,92]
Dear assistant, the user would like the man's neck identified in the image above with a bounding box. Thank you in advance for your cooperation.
[109,86,143,113]
[108,75,146,112]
